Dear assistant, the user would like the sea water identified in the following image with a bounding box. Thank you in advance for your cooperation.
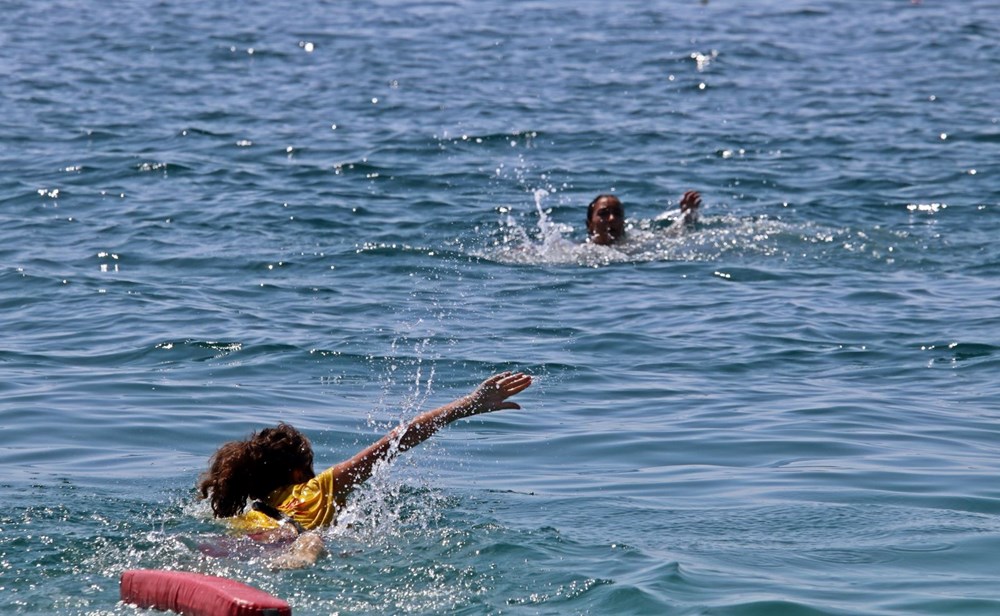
[1,0,999,614]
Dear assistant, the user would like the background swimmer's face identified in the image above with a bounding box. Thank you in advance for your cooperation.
[587,197,625,245]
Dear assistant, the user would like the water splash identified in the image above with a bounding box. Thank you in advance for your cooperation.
[478,189,929,269]
[530,189,575,251]
[485,191,810,267]
[487,189,624,267]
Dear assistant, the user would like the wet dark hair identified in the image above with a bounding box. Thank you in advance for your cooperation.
[197,422,315,518]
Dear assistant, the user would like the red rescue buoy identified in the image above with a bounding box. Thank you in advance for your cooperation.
[120,569,291,616]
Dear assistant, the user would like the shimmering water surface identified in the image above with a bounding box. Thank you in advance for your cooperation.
[2,0,999,614]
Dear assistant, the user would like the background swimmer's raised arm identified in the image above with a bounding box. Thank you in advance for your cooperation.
[324,371,533,504]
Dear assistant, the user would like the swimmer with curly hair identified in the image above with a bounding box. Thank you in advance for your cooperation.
[197,371,533,568]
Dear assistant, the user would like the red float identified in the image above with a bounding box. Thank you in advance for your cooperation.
[120,569,291,616]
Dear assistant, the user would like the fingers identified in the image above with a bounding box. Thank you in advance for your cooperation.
[463,372,531,416]
[499,373,532,395]
[482,371,533,397]
[480,371,511,388]
[489,370,530,388]
[680,190,702,211]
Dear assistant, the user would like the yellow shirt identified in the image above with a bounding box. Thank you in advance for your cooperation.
[230,466,341,532]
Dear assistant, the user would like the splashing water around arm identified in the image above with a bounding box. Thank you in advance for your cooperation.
[325,371,532,503]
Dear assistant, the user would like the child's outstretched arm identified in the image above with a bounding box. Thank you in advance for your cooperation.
[325,371,532,503]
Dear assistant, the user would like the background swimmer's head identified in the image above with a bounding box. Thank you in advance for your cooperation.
[586,194,625,245]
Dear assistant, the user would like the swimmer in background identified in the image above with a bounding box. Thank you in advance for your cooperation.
[196,371,532,569]
[586,190,702,245]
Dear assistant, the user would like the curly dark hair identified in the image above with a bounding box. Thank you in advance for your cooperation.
[197,422,316,518]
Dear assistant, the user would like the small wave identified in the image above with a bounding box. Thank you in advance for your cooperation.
[176,126,226,137]
[135,161,192,174]
[331,159,387,179]
[436,129,542,148]
[153,339,244,362]
[71,128,123,141]
[920,341,997,367]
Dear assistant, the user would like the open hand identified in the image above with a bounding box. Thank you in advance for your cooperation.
[465,371,533,415]
[680,190,702,212]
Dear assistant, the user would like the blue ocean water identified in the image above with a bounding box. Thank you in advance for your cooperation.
[1,0,999,613]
